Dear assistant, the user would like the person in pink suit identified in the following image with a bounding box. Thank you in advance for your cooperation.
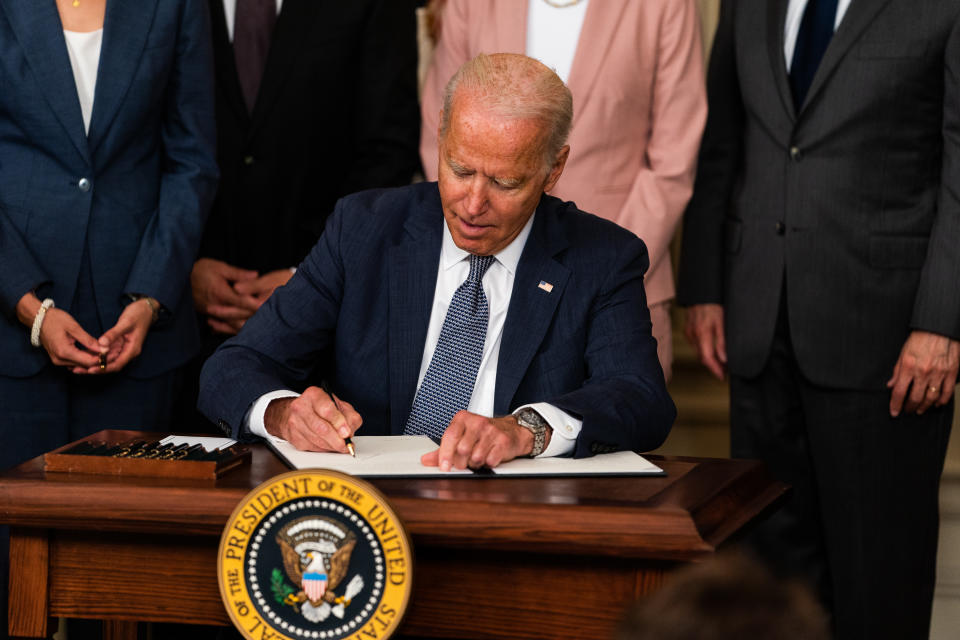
[420,0,707,379]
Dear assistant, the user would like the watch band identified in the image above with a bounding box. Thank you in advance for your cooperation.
[515,407,548,457]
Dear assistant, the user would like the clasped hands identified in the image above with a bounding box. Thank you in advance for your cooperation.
[191,257,293,335]
[684,303,960,417]
[16,292,156,374]
[264,386,546,470]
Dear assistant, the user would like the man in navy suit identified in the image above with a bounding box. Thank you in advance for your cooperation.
[199,53,674,468]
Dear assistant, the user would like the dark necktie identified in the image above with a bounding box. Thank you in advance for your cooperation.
[234,0,276,113]
[790,0,839,111]
[404,255,495,440]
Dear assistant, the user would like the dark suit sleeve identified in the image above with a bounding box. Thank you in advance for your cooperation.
[0,206,48,316]
[123,0,218,310]
[548,237,677,457]
[340,0,421,193]
[676,0,744,306]
[198,198,348,437]
[910,14,960,339]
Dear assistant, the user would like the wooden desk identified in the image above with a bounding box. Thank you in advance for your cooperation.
[0,432,785,640]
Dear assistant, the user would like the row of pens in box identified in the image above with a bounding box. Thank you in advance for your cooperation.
[60,439,234,461]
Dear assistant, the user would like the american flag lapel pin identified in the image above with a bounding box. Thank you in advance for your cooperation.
[538,280,554,293]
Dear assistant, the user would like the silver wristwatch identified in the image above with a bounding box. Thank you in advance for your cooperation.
[514,408,548,457]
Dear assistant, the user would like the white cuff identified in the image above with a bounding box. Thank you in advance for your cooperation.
[246,389,301,441]
[514,402,582,458]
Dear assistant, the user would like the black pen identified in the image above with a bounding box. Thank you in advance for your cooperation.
[321,380,355,457]
[173,444,206,460]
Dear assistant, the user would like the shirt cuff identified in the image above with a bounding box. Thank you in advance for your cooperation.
[246,389,301,440]
[514,402,582,458]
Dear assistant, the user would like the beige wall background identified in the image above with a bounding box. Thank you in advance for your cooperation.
[697,0,720,56]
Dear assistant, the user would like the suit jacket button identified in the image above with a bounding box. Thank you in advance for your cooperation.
[789,146,802,161]
[243,155,255,166]
[78,177,91,192]
[775,221,785,235]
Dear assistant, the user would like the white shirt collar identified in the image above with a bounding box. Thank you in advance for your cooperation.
[439,211,536,277]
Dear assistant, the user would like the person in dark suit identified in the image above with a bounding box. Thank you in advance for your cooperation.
[190,0,421,343]
[678,1,960,637]
[0,0,217,636]
[0,0,217,475]
[199,53,674,468]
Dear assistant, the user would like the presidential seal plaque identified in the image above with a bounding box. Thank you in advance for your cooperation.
[218,470,413,640]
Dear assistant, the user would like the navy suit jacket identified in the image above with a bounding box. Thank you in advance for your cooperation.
[0,0,218,378]
[199,183,675,457]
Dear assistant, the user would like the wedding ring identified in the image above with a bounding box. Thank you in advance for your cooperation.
[98,353,107,371]
[929,386,939,394]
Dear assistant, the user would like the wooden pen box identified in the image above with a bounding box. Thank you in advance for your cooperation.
[43,429,250,479]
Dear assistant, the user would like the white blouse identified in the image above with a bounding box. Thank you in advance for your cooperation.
[63,28,103,135]
[525,0,589,84]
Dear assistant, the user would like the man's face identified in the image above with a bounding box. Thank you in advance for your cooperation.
[437,98,567,256]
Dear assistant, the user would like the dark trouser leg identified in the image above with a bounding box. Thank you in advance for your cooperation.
[801,385,951,640]
[68,368,183,438]
[729,326,832,609]
[729,313,951,639]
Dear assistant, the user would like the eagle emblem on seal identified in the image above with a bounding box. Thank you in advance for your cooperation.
[272,516,365,623]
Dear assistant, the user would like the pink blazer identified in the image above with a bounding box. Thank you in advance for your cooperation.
[421,0,707,307]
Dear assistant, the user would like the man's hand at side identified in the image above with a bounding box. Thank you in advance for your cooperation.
[421,411,552,471]
[887,330,960,416]
[684,303,727,379]
[233,268,294,306]
[264,386,363,452]
[191,258,260,335]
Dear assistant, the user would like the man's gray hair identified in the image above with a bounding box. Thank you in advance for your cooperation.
[439,53,573,171]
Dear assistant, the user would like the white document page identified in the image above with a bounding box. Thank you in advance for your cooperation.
[492,449,663,476]
[268,435,474,476]
[268,435,663,477]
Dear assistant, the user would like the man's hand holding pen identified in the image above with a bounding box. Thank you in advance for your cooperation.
[264,386,362,453]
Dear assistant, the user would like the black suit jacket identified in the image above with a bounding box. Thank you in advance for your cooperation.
[201,0,421,273]
[678,0,960,388]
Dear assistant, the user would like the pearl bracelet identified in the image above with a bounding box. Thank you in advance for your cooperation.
[30,298,55,348]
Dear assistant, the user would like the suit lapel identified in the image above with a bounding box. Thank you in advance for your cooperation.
[565,0,627,130]
[494,199,570,414]
[247,0,313,136]
[801,0,893,112]
[387,190,444,434]
[1,0,89,163]
[766,0,796,122]
[88,0,157,156]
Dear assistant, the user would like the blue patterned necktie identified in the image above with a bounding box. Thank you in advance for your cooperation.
[404,254,495,440]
